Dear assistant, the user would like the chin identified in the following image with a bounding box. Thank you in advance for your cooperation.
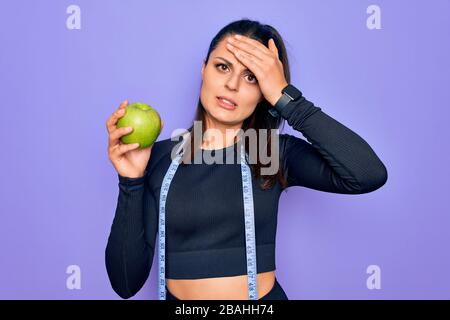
[207,109,239,125]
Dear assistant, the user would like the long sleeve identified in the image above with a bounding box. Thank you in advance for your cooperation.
[280,90,388,194]
[105,171,158,299]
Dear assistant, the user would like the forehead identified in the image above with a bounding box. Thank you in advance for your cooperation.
[210,37,250,71]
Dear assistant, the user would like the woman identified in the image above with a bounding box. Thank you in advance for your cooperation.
[105,19,388,300]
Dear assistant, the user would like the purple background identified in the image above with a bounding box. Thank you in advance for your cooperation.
[1,0,449,299]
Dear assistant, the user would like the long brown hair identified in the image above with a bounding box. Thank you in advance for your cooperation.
[181,19,291,191]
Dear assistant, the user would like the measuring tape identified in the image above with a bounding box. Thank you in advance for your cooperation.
[158,132,258,300]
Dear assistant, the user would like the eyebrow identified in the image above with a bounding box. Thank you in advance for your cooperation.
[213,56,251,72]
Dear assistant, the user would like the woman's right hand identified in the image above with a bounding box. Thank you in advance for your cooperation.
[106,100,164,178]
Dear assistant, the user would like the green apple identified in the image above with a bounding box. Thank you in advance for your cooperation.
[116,102,162,148]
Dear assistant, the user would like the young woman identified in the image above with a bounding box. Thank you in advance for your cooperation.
[105,19,388,300]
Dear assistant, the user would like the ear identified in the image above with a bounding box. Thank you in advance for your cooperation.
[201,60,205,80]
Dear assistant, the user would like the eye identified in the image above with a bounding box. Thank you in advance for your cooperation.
[246,74,258,84]
[215,63,258,84]
[215,63,229,72]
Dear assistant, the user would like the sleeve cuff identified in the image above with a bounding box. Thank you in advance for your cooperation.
[279,94,322,124]
[118,171,146,186]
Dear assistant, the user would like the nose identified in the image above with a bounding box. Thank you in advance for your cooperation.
[225,73,240,91]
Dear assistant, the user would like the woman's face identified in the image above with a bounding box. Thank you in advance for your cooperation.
[200,35,264,128]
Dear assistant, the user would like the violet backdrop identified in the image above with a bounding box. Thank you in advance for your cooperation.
[0,0,449,299]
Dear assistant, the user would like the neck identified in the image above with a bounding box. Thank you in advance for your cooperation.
[201,115,243,150]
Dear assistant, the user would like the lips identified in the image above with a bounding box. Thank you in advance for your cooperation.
[217,97,237,110]
[217,96,237,107]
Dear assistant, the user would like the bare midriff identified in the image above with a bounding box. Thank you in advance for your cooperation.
[166,270,275,300]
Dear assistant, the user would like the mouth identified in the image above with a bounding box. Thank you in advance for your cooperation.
[217,96,237,110]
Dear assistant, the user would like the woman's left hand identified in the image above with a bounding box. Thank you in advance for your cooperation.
[226,34,288,107]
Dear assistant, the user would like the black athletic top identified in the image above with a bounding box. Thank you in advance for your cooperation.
[105,92,388,299]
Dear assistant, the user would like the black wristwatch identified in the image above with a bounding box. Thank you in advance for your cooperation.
[268,84,303,117]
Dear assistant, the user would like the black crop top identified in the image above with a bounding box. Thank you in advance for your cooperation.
[105,93,388,299]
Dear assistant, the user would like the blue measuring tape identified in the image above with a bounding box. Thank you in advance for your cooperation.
[158,132,258,300]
